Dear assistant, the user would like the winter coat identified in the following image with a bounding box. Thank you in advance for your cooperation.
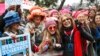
[26,22,45,46]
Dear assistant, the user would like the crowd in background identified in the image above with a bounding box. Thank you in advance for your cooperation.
[0,5,100,56]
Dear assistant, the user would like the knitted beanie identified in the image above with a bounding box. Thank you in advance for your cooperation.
[60,9,71,14]
[72,10,89,19]
[3,10,20,27]
[45,17,57,28]
[49,9,58,16]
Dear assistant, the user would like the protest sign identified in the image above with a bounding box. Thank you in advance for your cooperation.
[5,0,22,9]
[0,33,31,56]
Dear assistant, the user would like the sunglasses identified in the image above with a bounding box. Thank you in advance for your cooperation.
[62,18,71,22]
[48,26,56,30]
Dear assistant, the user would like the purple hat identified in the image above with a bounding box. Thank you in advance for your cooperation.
[45,17,57,28]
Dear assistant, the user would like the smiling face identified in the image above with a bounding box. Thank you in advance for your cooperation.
[47,24,57,35]
[77,14,87,24]
[62,17,72,28]
[95,15,100,25]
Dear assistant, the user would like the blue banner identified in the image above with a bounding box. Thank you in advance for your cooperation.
[0,33,31,56]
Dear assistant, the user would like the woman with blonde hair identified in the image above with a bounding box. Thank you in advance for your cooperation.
[39,17,62,56]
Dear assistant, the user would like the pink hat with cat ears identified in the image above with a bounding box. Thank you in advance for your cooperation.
[72,10,89,19]
[49,9,58,16]
[45,17,57,28]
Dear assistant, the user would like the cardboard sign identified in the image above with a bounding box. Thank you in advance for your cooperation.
[0,33,31,56]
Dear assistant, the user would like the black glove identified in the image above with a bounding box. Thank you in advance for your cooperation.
[75,20,82,30]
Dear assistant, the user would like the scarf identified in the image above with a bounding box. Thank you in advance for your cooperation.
[74,26,83,56]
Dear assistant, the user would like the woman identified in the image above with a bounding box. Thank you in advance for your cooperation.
[2,11,23,56]
[90,11,100,56]
[26,6,45,45]
[3,11,23,36]
[49,9,61,30]
[26,6,46,53]
[88,9,96,23]
[94,13,100,56]
[75,9,97,56]
[39,17,62,56]
[60,15,94,56]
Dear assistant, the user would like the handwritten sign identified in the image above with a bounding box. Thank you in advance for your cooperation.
[0,33,31,56]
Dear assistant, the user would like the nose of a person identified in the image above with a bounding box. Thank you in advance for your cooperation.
[51,27,55,31]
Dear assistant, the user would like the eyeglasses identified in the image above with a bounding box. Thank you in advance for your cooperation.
[48,26,56,30]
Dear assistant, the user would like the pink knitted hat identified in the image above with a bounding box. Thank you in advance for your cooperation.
[45,17,57,28]
[72,10,89,19]
[60,9,71,14]
[49,9,58,16]
[72,11,81,18]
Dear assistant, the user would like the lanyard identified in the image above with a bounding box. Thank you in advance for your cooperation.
[64,29,74,42]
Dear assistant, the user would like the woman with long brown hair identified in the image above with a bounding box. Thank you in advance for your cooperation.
[90,10,100,56]
[60,13,94,56]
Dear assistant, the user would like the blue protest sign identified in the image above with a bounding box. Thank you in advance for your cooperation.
[0,33,31,56]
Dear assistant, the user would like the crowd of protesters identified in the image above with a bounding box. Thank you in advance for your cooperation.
[0,5,100,56]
